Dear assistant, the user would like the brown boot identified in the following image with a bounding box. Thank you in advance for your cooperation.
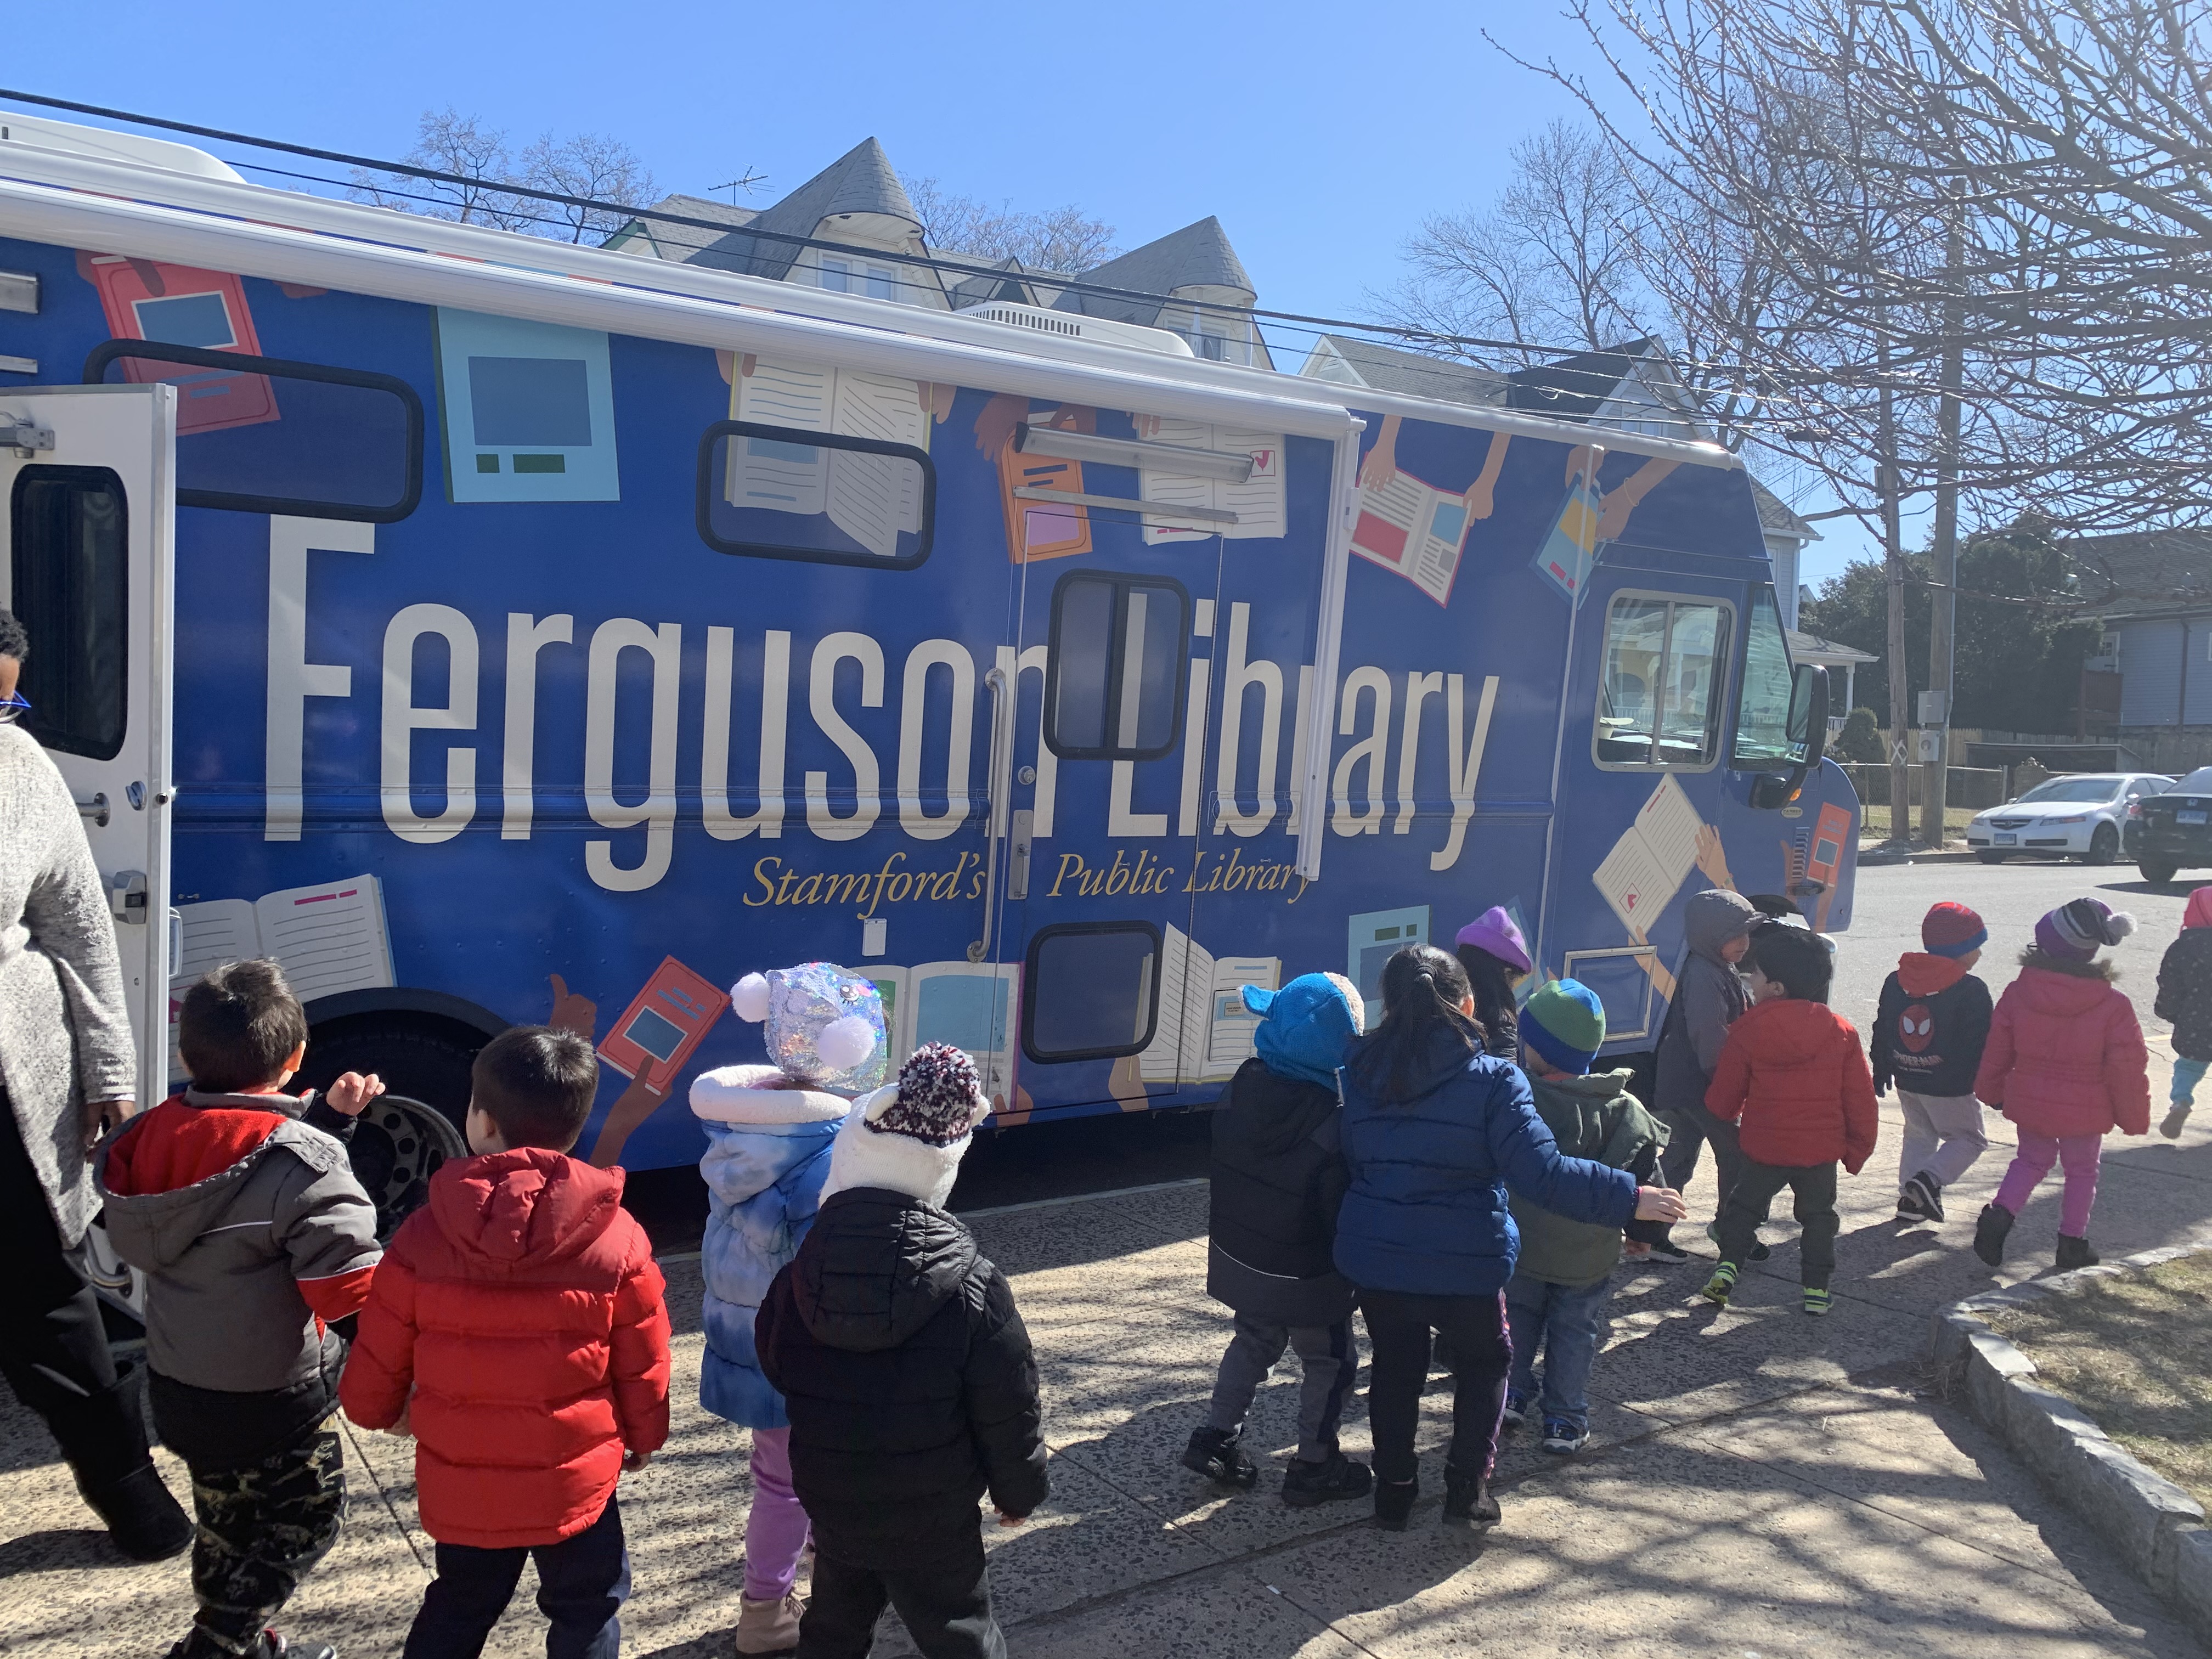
[734,1591,804,1655]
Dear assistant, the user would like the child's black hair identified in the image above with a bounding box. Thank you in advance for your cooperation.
[471,1025,599,1151]
[1746,893,1801,923]
[0,607,29,663]
[1347,944,1482,1101]
[1453,943,1521,1055]
[178,959,309,1093]
[1747,924,1833,1004]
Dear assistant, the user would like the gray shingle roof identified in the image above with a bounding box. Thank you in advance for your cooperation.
[650,138,921,283]
[1300,334,1508,407]
[602,192,758,262]
[1054,217,1251,326]
[942,253,1042,311]
[2065,528,2212,617]
[1788,628,1878,665]
[1749,477,1820,542]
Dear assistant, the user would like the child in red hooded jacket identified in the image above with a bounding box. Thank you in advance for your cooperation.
[1973,900,2151,1272]
[342,1026,671,1658]
[1700,926,1878,1317]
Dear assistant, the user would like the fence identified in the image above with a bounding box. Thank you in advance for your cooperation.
[1837,764,2007,810]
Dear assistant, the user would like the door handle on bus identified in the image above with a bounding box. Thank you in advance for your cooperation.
[76,792,110,828]
[1008,809,1033,901]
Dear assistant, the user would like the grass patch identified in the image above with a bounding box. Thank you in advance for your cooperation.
[1983,1253,2212,1510]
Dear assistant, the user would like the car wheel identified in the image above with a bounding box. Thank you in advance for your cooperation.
[2141,860,2179,887]
[1977,851,2007,865]
[2087,823,2121,865]
[295,1018,487,1238]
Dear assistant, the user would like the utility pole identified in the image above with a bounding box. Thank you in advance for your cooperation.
[1921,217,1965,850]
[1878,374,1914,844]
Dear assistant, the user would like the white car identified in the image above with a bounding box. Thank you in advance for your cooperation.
[1966,772,2174,865]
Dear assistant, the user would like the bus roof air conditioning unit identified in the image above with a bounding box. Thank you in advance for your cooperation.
[958,302,1194,358]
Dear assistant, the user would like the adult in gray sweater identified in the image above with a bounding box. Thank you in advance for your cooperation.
[0,611,192,1559]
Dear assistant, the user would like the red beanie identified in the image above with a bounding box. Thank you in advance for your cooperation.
[1921,902,1988,958]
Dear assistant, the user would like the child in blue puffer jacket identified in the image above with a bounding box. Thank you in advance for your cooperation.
[693,962,885,1656]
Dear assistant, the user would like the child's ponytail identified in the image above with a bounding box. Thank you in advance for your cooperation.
[1347,944,1481,1102]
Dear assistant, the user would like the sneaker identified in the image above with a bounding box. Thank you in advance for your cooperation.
[735,1590,805,1655]
[1372,1475,1418,1532]
[1802,1286,1833,1317]
[1896,1172,1945,1224]
[1643,1237,1692,1265]
[1973,1203,2015,1267]
[1501,1392,1530,1427]
[2056,1234,2100,1272]
[1700,1262,1738,1306]
[1441,1466,1500,1532]
[1282,1452,1374,1508]
[1708,1222,1770,1262]
[1539,1418,1589,1455]
[1181,1427,1259,1489]
[2163,1104,2192,1139]
[170,1632,335,1659]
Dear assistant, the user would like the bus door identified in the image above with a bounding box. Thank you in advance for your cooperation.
[981,411,1313,1118]
[0,383,178,1106]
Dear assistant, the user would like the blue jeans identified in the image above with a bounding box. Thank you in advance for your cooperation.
[1505,1273,1612,1433]
[2174,1056,2208,1105]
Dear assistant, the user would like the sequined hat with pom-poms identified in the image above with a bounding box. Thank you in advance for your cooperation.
[729,962,887,1094]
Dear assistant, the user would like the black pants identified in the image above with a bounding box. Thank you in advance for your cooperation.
[1717,1159,1839,1288]
[183,1425,348,1658]
[798,1533,1004,1659]
[403,1494,629,1659]
[1359,1288,1511,1486]
[0,1089,153,1494]
[1658,1100,1747,1218]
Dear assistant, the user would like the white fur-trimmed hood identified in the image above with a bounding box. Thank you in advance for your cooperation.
[816,1081,989,1208]
[690,1063,854,1125]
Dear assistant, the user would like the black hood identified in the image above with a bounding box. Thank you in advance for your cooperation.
[1216,1059,1339,1159]
[792,1188,978,1353]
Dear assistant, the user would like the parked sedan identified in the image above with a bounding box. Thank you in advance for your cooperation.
[1965,772,2174,866]
[2133,765,2212,884]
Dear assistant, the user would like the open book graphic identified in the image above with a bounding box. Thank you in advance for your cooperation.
[851,961,1020,1105]
[1141,420,1288,544]
[729,359,930,558]
[1530,477,1602,607]
[173,874,396,1003]
[1137,926,1281,1084]
[1592,775,1707,937]
[1351,468,1472,605]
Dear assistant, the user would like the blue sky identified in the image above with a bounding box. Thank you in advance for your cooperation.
[7,0,1869,583]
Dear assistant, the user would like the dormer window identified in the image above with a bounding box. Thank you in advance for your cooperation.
[817,255,899,302]
[1186,306,1254,365]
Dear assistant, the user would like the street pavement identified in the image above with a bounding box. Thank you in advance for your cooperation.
[1,860,2208,1656]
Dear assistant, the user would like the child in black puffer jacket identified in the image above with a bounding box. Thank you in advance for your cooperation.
[2154,886,2212,1138]
[757,1044,1045,1659]
[1183,973,1370,1508]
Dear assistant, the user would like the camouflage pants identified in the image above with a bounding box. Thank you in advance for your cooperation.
[183,1426,347,1658]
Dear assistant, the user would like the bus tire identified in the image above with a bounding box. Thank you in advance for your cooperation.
[296,1019,484,1238]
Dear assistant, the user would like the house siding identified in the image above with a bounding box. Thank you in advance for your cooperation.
[2118,619,2187,726]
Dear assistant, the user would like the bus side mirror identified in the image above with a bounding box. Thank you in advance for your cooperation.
[1751,664,1830,810]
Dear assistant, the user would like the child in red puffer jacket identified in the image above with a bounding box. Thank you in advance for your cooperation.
[1973,900,2151,1273]
[342,1027,671,1658]
[1700,926,1878,1317]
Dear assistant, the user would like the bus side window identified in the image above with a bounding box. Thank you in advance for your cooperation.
[84,343,422,523]
[1022,922,1163,1062]
[10,466,128,760]
[1043,571,1190,761]
[1594,591,1733,771]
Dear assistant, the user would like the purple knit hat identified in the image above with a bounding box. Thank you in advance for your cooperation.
[2034,898,2137,962]
[1454,906,1533,975]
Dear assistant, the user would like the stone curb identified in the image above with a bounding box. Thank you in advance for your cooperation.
[1931,1242,2212,1635]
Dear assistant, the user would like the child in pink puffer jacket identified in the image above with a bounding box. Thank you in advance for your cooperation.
[1972,899,2151,1271]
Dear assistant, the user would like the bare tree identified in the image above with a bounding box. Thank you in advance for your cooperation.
[350,108,657,243]
[906,177,1120,273]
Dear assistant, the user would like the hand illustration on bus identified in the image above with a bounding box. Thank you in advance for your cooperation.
[554,965,731,1170]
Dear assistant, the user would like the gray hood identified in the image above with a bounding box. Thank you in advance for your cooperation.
[1684,889,1758,965]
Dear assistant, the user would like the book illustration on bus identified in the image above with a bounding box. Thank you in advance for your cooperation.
[729,356,940,558]
[1347,905,1432,1025]
[1136,925,1282,1086]
[1138,418,1288,544]
[1592,774,1711,939]
[850,960,1019,1107]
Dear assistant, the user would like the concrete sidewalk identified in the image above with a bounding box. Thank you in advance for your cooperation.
[2,1068,2209,1657]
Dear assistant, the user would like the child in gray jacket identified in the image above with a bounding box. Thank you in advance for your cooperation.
[1650,889,1758,1262]
[98,960,384,1659]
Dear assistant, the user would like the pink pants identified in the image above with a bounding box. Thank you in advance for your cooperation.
[1993,1132,2102,1238]
[742,1426,811,1602]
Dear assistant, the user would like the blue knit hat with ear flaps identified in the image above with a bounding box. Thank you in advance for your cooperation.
[1243,973,1364,1089]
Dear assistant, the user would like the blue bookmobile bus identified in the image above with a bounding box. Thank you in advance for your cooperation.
[0,116,1857,1233]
